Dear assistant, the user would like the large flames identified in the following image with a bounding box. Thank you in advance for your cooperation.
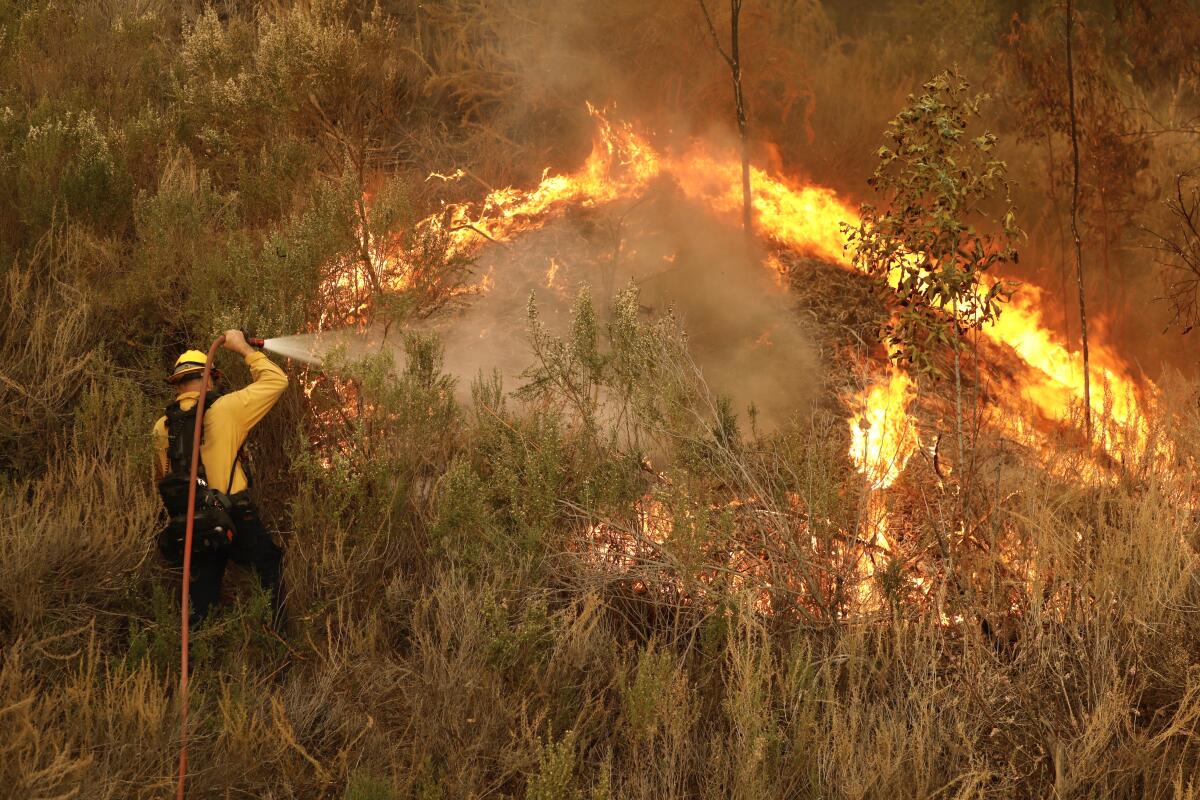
[848,367,919,492]
[387,106,1159,469]
[336,106,1177,613]
[431,104,660,260]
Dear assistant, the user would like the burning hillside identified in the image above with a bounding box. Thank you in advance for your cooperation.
[331,106,1165,468]
[306,106,1199,616]
[303,105,1195,617]
[11,3,1200,796]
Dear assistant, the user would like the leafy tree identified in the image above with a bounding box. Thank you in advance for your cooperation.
[844,68,1021,472]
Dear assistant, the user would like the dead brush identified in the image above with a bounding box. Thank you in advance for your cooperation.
[3,2,1200,796]
[0,233,95,476]
[1,627,176,800]
[0,367,159,632]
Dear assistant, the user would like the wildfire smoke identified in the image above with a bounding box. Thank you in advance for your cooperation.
[350,107,1161,474]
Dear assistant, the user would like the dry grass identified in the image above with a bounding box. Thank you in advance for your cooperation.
[2,1,1200,797]
[2,377,1199,798]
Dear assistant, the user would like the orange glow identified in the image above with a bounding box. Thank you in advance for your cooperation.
[429,103,660,262]
[855,492,893,609]
[690,147,1160,465]
[545,257,562,288]
[985,286,1154,457]
[670,152,852,264]
[847,366,917,608]
[848,367,919,491]
[312,107,1190,623]
[358,106,1163,473]
[763,252,789,289]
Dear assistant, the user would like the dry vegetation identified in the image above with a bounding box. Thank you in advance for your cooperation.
[2,1,1200,798]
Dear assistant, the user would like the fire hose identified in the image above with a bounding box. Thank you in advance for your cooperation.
[176,331,265,800]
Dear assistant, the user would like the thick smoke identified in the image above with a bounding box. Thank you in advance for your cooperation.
[274,0,1199,400]
[273,187,820,428]
[474,0,1200,378]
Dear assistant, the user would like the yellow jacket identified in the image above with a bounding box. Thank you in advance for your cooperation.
[153,351,288,494]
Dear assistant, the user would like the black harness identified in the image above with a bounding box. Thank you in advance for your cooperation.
[155,393,249,560]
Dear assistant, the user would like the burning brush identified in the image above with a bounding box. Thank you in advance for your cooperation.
[304,105,1185,615]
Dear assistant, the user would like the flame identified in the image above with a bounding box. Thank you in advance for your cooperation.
[691,157,1160,464]
[433,103,659,261]
[670,151,852,264]
[848,367,919,491]
[763,252,789,289]
[354,106,1161,472]
[545,257,561,288]
[855,492,893,608]
[986,287,1155,456]
[845,366,918,607]
[333,106,1192,619]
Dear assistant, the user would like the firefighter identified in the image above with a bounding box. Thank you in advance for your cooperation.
[153,330,289,630]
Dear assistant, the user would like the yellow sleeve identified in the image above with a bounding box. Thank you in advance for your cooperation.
[153,416,168,481]
[221,351,289,436]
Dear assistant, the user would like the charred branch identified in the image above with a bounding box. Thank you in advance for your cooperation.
[1145,168,1200,334]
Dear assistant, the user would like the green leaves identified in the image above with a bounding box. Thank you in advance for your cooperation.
[843,68,1023,379]
[17,109,131,234]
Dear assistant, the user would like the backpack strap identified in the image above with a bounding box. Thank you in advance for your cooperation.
[224,446,245,497]
[163,390,227,481]
[163,400,207,481]
[238,443,254,490]
[210,446,251,519]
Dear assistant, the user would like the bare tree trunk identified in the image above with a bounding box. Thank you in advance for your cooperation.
[1045,133,1075,351]
[729,1,751,237]
[699,0,752,237]
[952,312,966,489]
[355,172,385,299]
[1101,188,1112,315]
[1066,0,1092,442]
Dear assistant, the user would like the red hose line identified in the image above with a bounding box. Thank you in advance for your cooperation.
[176,334,225,800]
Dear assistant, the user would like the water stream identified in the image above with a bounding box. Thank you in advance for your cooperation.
[260,329,390,367]
[260,335,328,365]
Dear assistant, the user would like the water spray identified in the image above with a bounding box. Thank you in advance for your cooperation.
[244,327,395,368]
[253,330,349,366]
[244,329,312,362]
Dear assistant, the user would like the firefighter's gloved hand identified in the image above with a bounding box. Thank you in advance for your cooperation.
[222,329,253,357]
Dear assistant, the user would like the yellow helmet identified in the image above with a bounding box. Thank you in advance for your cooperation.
[168,349,223,385]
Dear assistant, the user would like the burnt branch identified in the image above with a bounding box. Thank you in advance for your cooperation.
[1145,169,1200,334]
[695,0,735,67]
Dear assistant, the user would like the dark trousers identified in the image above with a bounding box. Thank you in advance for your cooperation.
[175,498,285,630]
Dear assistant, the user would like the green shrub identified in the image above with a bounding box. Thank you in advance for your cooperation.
[18,108,131,233]
[527,730,582,800]
[619,642,690,742]
[344,769,396,800]
[430,456,496,566]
